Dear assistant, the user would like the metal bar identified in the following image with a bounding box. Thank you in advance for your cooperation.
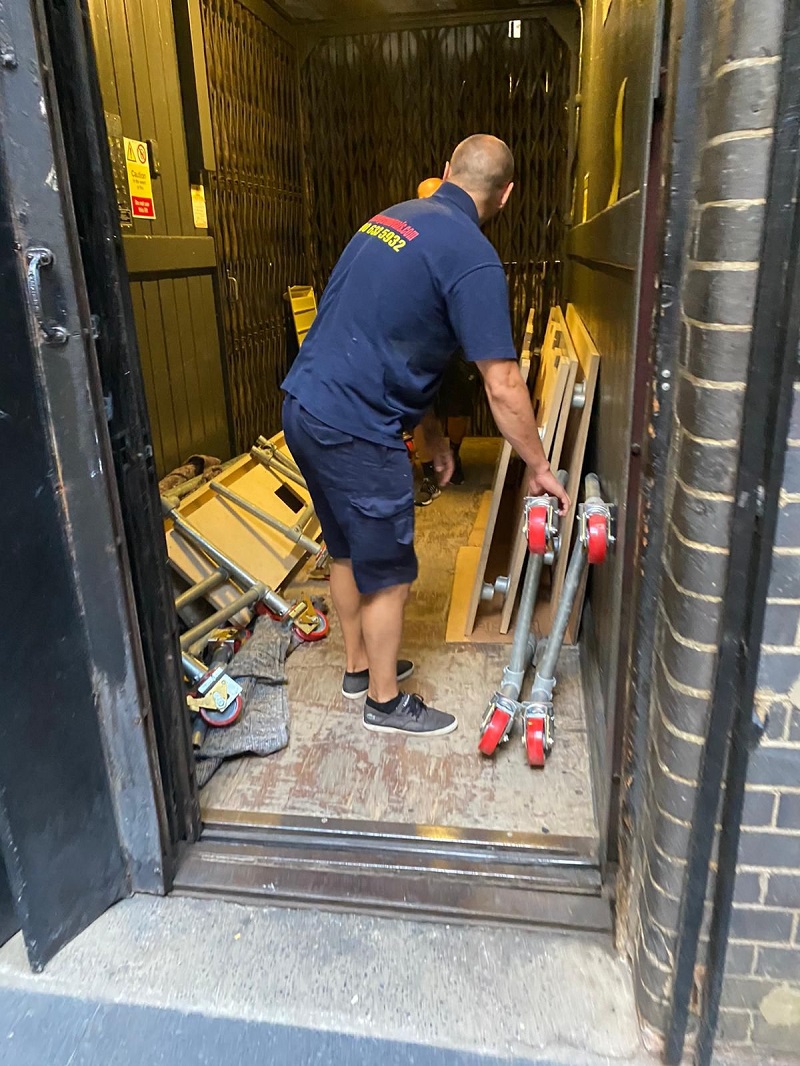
[534,538,587,685]
[680,7,800,1064]
[174,570,228,610]
[163,499,290,617]
[251,446,307,489]
[505,553,544,689]
[180,587,262,653]
[256,436,303,478]
[210,481,319,555]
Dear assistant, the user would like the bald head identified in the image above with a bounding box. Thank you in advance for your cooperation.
[443,135,515,223]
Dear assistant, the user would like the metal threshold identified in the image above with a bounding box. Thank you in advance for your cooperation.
[173,810,611,934]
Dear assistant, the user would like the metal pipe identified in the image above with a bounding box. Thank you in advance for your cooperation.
[584,472,601,502]
[175,570,228,610]
[180,586,262,654]
[533,537,587,688]
[163,498,291,617]
[251,445,307,489]
[210,481,319,555]
[502,553,544,699]
[256,437,303,477]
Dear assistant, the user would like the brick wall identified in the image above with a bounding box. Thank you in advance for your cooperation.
[627,0,794,1055]
[717,381,800,1053]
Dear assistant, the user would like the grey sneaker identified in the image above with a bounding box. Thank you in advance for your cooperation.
[414,477,441,507]
[363,692,457,736]
[342,660,414,700]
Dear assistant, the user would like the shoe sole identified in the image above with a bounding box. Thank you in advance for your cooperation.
[362,717,458,737]
[341,663,414,700]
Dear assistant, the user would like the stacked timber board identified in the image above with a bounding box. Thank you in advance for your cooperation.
[446,305,601,646]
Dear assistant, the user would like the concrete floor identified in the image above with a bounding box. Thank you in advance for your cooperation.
[0,894,651,1066]
[202,439,597,841]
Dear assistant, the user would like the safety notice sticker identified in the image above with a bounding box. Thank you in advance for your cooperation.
[124,137,156,220]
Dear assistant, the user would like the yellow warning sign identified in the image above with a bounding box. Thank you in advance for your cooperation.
[191,184,208,229]
[124,137,156,220]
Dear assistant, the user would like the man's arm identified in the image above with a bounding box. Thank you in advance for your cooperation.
[476,359,570,514]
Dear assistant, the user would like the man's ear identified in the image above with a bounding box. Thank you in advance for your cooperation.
[500,181,514,209]
[443,161,452,181]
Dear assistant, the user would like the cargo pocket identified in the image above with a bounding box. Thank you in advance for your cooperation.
[351,493,415,548]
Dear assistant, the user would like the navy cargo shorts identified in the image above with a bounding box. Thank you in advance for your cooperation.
[282,395,418,595]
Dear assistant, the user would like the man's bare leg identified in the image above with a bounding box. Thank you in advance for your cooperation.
[329,559,368,673]
[362,583,410,702]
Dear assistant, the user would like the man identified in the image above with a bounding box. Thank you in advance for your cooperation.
[282,134,569,738]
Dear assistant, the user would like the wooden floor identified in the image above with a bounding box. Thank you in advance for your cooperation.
[201,439,598,840]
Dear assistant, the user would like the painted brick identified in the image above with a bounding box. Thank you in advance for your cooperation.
[737,828,800,869]
[764,553,800,601]
[706,64,780,139]
[715,1008,752,1044]
[646,835,687,900]
[672,480,734,550]
[776,792,800,829]
[757,651,800,696]
[676,371,744,441]
[711,3,783,67]
[754,946,800,981]
[677,433,739,495]
[774,502,800,548]
[635,967,669,1033]
[789,709,800,742]
[654,657,712,739]
[721,975,776,1010]
[725,946,759,976]
[656,719,704,784]
[729,906,795,943]
[731,875,762,908]
[662,578,723,646]
[751,1014,800,1056]
[781,444,800,495]
[664,529,729,598]
[741,789,776,827]
[761,605,800,646]
[761,701,788,741]
[658,609,718,692]
[746,746,800,788]
[765,874,800,909]
[683,267,758,327]
[697,137,773,204]
[682,318,753,382]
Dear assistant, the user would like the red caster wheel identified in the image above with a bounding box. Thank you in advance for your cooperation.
[525,718,546,768]
[478,708,511,756]
[294,609,329,643]
[201,694,243,728]
[586,512,608,565]
[527,505,548,555]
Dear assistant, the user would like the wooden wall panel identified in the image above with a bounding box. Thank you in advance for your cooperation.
[87,0,230,474]
[130,278,228,474]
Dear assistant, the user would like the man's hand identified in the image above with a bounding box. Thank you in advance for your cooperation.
[432,439,455,486]
[527,463,570,515]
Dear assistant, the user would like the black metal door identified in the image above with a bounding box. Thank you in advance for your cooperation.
[0,0,164,969]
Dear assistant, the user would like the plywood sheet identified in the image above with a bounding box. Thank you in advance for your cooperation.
[550,304,601,643]
[498,308,578,634]
[165,436,321,621]
[460,310,535,636]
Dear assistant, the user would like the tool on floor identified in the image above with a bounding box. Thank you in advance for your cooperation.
[162,497,328,643]
[522,474,614,768]
[209,480,319,556]
[478,471,568,758]
[251,438,307,490]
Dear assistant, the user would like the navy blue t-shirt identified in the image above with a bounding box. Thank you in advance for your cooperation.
[281,182,517,447]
